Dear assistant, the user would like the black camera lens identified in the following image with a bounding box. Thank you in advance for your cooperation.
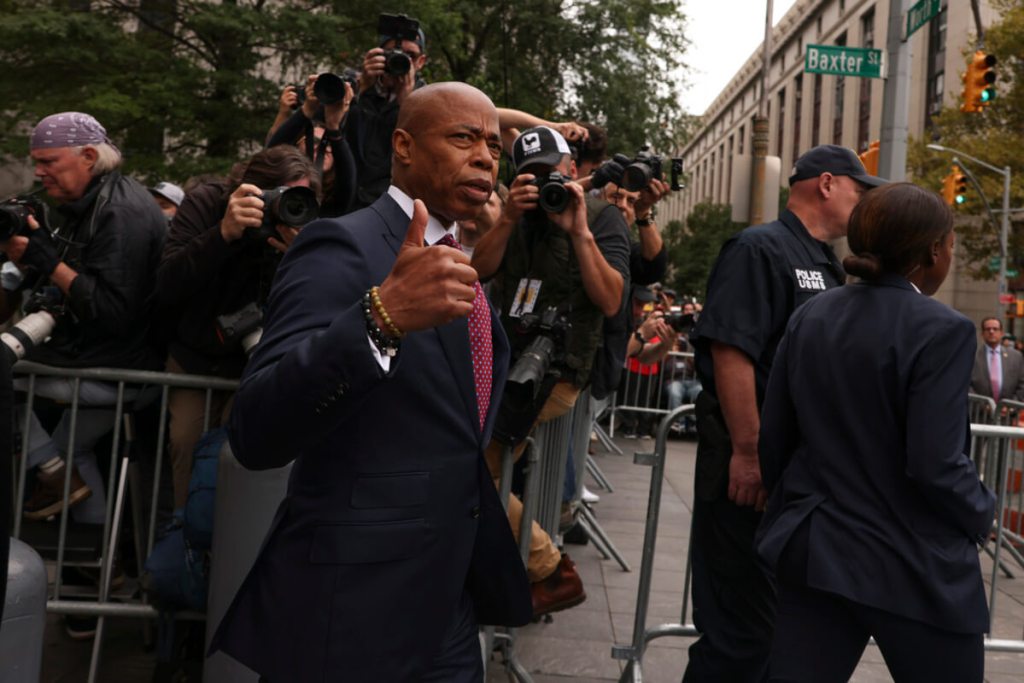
[538,183,569,214]
[271,186,319,227]
[313,73,346,105]
[0,204,30,242]
[384,50,412,76]
[622,163,653,192]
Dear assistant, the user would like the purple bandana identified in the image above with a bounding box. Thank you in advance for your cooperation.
[31,112,115,151]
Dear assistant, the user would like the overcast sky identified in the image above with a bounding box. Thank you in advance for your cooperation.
[680,0,798,115]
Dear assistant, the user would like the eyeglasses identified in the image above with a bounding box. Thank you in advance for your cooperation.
[983,327,1001,332]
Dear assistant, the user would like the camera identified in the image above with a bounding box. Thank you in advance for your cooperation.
[290,73,357,108]
[245,186,319,244]
[0,195,48,242]
[215,302,263,355]
[665,311,696,335]
[493,306,571,446]
[530,172,571,214]
[378,13,420,76]
[593,150,684,193]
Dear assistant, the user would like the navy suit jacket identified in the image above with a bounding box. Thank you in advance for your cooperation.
[209,194,532,681]
[756,274,995,634]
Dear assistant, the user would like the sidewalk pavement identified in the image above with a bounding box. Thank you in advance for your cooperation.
[37,434,1024,682]
[486,434,1024,683]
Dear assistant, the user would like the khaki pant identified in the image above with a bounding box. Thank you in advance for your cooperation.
[484,381,580,582]
[166,357,235,510]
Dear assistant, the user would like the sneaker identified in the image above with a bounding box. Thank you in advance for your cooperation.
[531,553,586,618]
[75,558,126,591]
[64,615,97,641]
[581,486,600,504]
[24,461,92,521]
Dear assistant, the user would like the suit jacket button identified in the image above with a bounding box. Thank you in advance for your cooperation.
[470,506,480,519]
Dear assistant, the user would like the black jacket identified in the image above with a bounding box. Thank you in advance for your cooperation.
[156,181,280,377]
[27,172,165,371]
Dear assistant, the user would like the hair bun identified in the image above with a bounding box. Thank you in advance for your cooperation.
[843,253,882,280]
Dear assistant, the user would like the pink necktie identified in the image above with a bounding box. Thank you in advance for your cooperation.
[437,234,492,429]
[990,349,1001,400]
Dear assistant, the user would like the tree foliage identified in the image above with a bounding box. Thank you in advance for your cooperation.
[663,202,742,300]
[907,0,1024,280]
[0,0,690,185]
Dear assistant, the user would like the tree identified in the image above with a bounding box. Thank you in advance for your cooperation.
[907,0,1023,280]
[0,0,690,185]
[663,202,742,300]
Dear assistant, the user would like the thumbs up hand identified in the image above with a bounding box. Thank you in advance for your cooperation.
[375,200,479,333]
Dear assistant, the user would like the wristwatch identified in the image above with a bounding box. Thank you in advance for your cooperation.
[633,330,646,345]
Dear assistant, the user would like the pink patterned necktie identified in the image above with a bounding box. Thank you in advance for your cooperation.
[990,348,1001,400]
[437,234,492,429]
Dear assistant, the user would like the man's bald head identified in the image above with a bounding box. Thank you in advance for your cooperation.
[396,82,497,136]
[391,82,502,224]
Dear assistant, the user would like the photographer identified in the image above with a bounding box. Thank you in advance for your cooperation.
[267,74,357,217]
[473,126,629,617]
[1,112,166,529]
[345,14,428,208]
[155,146,320,510]
[619,287,678,438]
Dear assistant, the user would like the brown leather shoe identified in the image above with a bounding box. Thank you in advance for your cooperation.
[24,461,92,521]
[531,553,586,618]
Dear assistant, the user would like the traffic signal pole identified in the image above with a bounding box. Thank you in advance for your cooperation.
[929,143,1014,310]
[878,0,913,181]
[750,0,773,226]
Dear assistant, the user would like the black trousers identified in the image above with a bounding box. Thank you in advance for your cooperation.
[259,591,482,682]
[769,521,984,683]
[682,494,775,683]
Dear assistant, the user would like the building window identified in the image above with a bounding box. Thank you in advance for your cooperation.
[812,74,822,146]
[925,2,949,127]
[776,88,786,156]
[858,9,875,150]
[718,143,725,202]
[839,0,846,14]
[832,33,847,145]
[738,125,746,155]
[793,74,803,161]
[727,135,734,200]
[797,35,803,57]
[816,14,822,38]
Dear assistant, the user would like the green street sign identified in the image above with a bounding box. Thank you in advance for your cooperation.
[1007,269,1020,278]
[805,44,885,79]
[905,0,941,40]
[990,257,1002,270]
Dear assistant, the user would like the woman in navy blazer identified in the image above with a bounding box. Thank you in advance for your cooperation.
[756,182,995,682]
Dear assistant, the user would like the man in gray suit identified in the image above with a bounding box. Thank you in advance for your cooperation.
[971,317,1024,401]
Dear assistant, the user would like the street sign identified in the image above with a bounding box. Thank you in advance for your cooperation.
[905,0,941,40]
[990,257,1002,270]
[805,45,885,79]
[1000,293,1016,305]
[1007,269,1020,278]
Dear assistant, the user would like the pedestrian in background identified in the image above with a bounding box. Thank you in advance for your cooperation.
[757,182,995,683]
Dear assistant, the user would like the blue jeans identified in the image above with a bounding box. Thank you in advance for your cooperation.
[666,378,701,427]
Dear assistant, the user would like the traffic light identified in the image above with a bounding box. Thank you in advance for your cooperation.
[858,140,879,176]
[961,50,997,113]
[953,166,967,205]
[942,167,957,206]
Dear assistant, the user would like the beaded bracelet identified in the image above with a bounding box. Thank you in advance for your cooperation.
[362,288,400,357]
[369,286,404,338]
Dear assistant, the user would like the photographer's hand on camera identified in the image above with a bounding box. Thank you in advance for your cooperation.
[360,48,387,94]
[635,178,670,220]
[376,199,478,334]
[3,215,59,276]
[300,75,321,122]
[322,81,354,131]
[546,180,588,238]
[279,85,300,116]
[267,226,300,255]
[220,183,265,244]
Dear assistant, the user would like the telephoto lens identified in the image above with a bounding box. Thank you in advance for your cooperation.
[383,49,412,76]
[313,73,347,105]
[0,311,56,364]
[262,186,319,228]
[532,173,570,214]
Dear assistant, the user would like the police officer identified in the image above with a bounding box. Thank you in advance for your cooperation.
[682,145,886,682]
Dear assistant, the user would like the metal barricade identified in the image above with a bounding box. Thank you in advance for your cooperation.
[9,360,238,683]
[612,410,1024,683]
[609,351,695,438]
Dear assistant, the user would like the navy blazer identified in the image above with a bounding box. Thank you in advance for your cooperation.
[209,194,532,681]
[756,273,995,634]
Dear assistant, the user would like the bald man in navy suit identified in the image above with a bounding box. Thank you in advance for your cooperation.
[209,82,531,682]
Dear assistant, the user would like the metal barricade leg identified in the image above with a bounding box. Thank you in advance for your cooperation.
[611,407,697,682]
[586,455,615,493]
[577,503,630,572]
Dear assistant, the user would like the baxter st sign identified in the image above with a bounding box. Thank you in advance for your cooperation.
[805,44,885,79]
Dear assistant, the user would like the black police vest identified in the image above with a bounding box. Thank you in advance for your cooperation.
[496,194,609,387]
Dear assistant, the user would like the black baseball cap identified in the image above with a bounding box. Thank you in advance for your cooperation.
[512,126,572,173]
[632,285,657,303]
[788,144,887,188]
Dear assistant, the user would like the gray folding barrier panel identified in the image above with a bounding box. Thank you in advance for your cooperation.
[0,538,46,683]
[203,443,292,682]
